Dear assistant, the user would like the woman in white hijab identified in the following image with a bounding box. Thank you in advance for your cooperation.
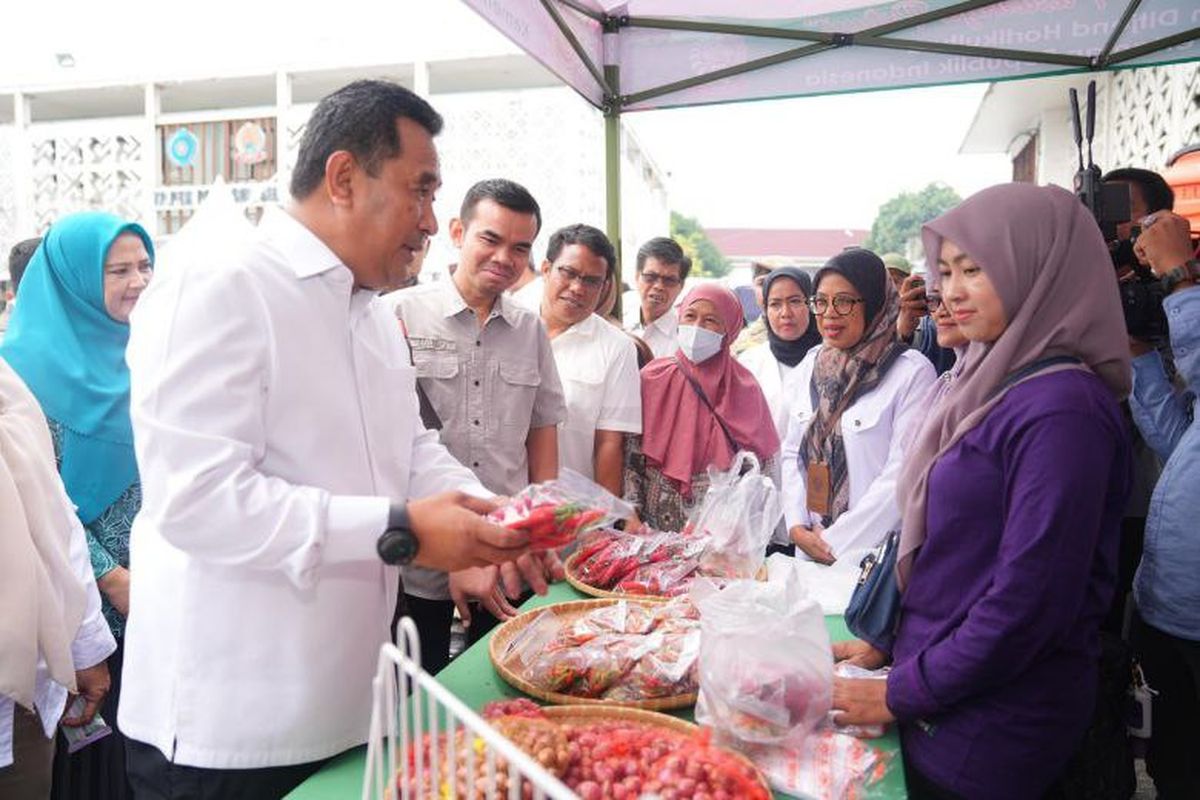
[0,359,115,798]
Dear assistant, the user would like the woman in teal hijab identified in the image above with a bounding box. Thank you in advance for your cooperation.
[2,210,153,800]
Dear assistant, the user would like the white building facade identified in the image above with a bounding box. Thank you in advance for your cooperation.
[0,2,669,281]
[961,63,1200,190]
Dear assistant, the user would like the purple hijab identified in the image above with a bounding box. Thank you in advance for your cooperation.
[896,183,1132,587]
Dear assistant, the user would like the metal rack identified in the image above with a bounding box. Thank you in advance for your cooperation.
[362,618,578,800]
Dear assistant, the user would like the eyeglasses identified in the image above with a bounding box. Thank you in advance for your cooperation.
[924,292,944,313]
[639,270,681,288]
[554,264,606,290]
[808,294,865,317]
[766,297,808,314]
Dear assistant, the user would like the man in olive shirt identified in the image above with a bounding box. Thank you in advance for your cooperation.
[391,179,566,671]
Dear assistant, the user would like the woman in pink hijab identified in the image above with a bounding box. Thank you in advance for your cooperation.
[831,184,1133,799]
[624,284,779,531]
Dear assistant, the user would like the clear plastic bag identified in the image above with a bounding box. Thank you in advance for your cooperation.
[689,451,782,579]
[694,568,832,749]
[489,468,634,550]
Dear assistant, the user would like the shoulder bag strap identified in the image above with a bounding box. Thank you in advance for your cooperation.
[986,355,1083,403]
[673,357,743,454]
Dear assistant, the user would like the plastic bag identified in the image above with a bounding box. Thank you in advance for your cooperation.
[689,451,782,579]
[751,730,893,800]
[829,663,889,739]
[489,468,634,550]
[694,567,832,749]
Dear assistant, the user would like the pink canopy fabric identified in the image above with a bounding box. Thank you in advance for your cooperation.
[463,0,1200,112]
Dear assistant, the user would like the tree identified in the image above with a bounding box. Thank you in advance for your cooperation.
[670,211,731,278]
[864,183,962,256]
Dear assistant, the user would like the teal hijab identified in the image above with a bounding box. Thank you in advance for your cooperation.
[1,212,154,524]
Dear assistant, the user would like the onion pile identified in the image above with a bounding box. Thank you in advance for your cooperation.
[390,701,768,800]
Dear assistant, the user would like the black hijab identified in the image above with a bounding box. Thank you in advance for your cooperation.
[762,267,822,367]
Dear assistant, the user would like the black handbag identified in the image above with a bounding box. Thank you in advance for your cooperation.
[844,530,901,653]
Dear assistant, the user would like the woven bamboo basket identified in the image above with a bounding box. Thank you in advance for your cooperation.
[539,706,773,797]
[562,550,670,601]
[564,549,769,601]
[489,599,698,711]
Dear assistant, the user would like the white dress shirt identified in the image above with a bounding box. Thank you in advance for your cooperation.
[780,347,935,561]
[738,341,796,440]
[510,275,544,311]
[550,314,642,479]
[1,490,115,768]
[119,207,487,769]
[623,302,679,359]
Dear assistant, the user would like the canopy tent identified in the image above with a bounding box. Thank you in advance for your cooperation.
[462,0,1200,268]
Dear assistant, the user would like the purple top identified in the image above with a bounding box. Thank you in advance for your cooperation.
[886,370,1131,798]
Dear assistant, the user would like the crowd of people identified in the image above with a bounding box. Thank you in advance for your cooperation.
[0,78,1197,800]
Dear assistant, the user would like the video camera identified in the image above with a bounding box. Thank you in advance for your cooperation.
[1070,81,1168,341]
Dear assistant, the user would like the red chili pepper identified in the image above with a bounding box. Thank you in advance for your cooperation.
[504,504,557,531]
[562,508,604,534]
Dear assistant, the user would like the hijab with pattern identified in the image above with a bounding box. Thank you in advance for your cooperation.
[896,183,1131,588]
[762,267,822,367]
[799,249,906,525]
[1,212,153,524]
[641,284,780,496]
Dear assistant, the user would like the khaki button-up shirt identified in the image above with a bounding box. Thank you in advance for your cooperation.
[391,278,566,598]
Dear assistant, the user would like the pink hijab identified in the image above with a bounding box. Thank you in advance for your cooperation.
[896,183,1132,588]
[641,284,780,495]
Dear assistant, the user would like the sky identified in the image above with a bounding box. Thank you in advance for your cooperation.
[624,83,1011,230]
[2,0,1011,233]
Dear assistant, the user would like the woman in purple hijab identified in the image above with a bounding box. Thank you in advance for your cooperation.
[830,183,1133,799]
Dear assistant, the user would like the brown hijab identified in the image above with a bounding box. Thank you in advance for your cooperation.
[896,183,1132,588]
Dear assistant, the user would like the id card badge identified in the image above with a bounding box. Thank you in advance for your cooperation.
[807,461,832,517]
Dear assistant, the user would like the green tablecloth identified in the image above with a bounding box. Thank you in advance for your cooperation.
[288,582,907,799]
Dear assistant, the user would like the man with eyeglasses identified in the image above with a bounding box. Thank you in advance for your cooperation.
[390,178,567,672]
[534,224,641,496]
[623,237,691,358]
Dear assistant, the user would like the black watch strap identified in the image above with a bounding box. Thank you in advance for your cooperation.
[1161,258,1200,293]
[378,503,418,566]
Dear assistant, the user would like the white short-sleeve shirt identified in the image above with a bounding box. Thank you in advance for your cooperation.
[550,314,642,479]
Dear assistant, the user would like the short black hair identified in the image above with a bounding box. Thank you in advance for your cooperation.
[8,237,42,295]
[1102,167,1175,214]
[290,80,443,200]
[635,237,691,281]
[545,224,617,279]
[459,179,542,235]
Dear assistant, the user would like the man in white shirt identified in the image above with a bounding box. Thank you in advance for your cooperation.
[622,237,691,358]
[535,224,641,495]
[119,80,529,798]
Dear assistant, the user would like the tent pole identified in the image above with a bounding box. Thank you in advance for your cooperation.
[605,64,623,318]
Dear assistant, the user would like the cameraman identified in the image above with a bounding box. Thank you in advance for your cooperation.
[1126,208,1200,798]
[1097,168,1174,633]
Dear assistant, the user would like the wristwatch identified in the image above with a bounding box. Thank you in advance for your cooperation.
[1160,258,1200,293]
[377,503,419,565]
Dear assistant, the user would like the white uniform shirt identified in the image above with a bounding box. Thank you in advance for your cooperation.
[549,314,642,479]
[780,347,935,561]
[738,341,797,440]
[623,303,678,359]
[510,275,544,311]
[119,207,486,769]
[0,491,115,768]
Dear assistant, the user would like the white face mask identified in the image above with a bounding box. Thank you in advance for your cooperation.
[676,324,723,364]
